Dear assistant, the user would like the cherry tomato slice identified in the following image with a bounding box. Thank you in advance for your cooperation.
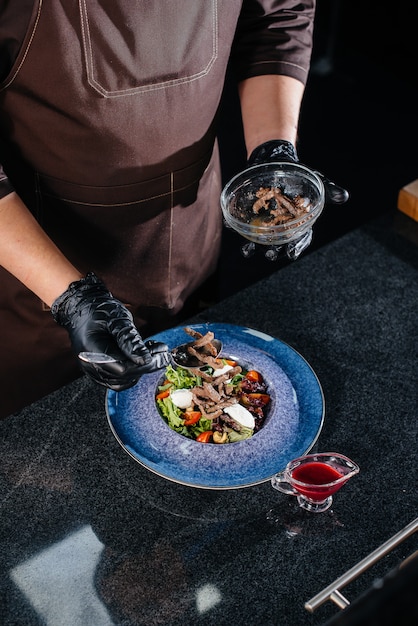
[242,392,270,406]
[245,370,263,383]
[183,411,202,426]
[196,430,213,443]
[156,389,170,400]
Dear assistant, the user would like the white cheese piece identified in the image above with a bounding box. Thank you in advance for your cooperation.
[212,364,233,377]
[170,389,194,409]
[224,404,255,429]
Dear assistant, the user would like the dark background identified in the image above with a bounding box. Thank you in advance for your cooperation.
[186,0,418,311]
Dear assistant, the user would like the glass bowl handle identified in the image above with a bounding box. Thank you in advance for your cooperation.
[271,471,298,495]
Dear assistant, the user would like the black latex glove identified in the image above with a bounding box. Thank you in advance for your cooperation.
[247,139,349,205]
[51,272,170,390]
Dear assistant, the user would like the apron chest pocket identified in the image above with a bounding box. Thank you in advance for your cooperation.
[79,0,219,97]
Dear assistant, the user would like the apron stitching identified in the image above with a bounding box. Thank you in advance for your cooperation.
[84,62,220,99]
[213,0,219,59]
[38,164,211,206]
[79,0,95,90]
[40,181,199,207]
[168,172,174,308]
[251,59,309,75]
[0,0,43,90]
[41,191,170,207]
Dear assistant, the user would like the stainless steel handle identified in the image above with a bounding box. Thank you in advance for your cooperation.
[305,517,418,613]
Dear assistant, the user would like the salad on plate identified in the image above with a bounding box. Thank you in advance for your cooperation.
[155,328,270,444]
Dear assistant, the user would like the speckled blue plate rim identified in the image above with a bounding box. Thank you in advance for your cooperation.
[106,323,325,490]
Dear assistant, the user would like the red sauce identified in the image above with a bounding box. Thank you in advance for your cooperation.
[292,462,345,501]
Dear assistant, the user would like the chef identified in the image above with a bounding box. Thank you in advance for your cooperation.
[0,1,345,418]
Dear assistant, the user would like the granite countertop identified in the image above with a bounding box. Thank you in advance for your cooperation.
[1,211,417,626]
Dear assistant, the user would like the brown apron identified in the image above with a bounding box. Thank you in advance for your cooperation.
[0,0,243,417]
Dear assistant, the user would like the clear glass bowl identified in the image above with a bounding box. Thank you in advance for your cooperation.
[220,162,325,246]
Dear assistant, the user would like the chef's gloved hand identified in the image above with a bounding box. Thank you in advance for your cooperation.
[248,140,349,205]
[238,139,349,261]
[51,272,170,390]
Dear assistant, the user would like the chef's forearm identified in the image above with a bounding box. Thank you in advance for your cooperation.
[0,192,82,306]
[238,74,305,158]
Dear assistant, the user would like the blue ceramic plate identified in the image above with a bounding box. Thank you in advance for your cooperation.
[106,323,324,489]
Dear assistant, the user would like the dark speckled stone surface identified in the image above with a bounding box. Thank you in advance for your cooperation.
[1,211,417,626]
